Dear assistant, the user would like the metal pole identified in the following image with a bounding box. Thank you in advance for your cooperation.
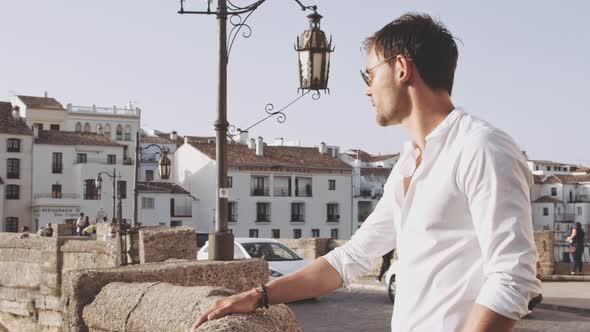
[209,0,234,260]
[112,168,117,220]
[133,131,140,227]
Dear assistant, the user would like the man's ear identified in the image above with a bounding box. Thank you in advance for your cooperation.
[396,55,412,84]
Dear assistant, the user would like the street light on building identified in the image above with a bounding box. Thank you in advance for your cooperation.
[133,131,173,227]
[178,0,333,260]
[95,169,122,222]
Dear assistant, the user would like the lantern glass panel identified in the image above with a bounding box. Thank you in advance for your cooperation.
[298,50,311,88]
[312,52,323,84]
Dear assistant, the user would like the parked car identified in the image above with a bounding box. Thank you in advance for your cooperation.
[383,260,399,303]
[197,238,312,279]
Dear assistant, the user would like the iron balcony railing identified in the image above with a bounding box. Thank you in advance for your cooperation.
[327,215,340,222]
[74,158,134,165]
[291,214,305,222]
[34,193,79,199]
[256,214,271,222]
[251,188,270,196]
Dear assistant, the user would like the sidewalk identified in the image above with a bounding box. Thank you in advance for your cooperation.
[349,277,590,315]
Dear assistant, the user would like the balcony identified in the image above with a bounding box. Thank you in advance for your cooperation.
[229,214,238,222]
[291,214,305,222]
[34,193,79,199]
[295,186,312,197]
[274,188,291,197]
[171,205,192,218]
[74,158,134,165]
[251,188,270,196]
[256,214,271,222]
[327,215,340,222]
[6,172,19,179]
[555,213,576,222]
[67,104,140,117]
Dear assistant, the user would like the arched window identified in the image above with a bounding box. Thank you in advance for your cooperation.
[75,122,82,132]
[116,125,123,140]
[83,123,91,133]
[96,124,103,135]
[104,124,111,138]
[124,125,131,141]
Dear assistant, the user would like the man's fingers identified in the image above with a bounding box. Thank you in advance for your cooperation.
[191,302,231,331]
[207,308,228,321]
[191,314,208,331]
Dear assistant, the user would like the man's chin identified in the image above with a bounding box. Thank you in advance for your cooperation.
[376,115,399,127]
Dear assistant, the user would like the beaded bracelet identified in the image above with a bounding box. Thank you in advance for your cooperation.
[260,283,270,309]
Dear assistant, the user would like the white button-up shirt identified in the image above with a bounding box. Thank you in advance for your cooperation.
[324,109,541,332]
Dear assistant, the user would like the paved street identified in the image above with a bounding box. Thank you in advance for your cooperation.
[289,287,590,332]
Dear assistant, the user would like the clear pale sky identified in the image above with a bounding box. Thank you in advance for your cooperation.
[1,0,589,165]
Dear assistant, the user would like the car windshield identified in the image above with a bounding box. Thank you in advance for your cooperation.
[241,242,302,261]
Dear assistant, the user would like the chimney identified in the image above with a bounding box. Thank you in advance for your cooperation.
[44,91,48,98]
[33,125,39,139]
[255,137,264,156]
[184,136,189,145]
[319,142,327,154]
[248,138,256,150]
[238,130,249,144]
[274,137,284,146]
[11,106,20,120]
[170,131,178,141]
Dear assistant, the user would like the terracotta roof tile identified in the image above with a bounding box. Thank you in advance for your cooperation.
[142,136,176,144]
[137,182,190,194]
[536,174,590,184]
[360,167,392,177]
[346,149,399,162]
[35,130,122,147]
[17,95,65,110]
[0,102,33,135]
[190,142,352,170]
[533,196,564,204]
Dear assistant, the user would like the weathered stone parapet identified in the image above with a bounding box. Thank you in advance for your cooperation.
[82,282,301,332]
[138,226,197,264]
[62,259,269,332]
[534,230,555,279]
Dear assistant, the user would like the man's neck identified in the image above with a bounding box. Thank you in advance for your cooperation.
[400,90,454,152]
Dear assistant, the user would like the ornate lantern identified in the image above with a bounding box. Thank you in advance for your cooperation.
[295,12,334,92]
[158,147,172,180]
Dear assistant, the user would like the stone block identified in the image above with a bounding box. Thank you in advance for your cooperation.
[61,259,268,332]
[56,224,76,237]
[34,294,61,311]
[83,282,301,332]
[0,299,34,317]
[38,309,63,327]
[138,226,197,264]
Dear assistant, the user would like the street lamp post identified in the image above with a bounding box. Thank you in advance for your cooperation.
[133,131,172,227]
[95,168,120,222]
[96,169,127,265]
[178,0,333,261]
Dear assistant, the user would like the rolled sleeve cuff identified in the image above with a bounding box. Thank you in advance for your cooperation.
[475,276,536,320]
[323,245,380,288]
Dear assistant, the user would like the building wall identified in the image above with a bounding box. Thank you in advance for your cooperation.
[0,133,33,231]
[139,141,177,182]
[138,193,193,227]
[31,144,134,225]
[531,202,555,230]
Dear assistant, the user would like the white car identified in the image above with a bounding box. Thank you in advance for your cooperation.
[383,260,399,303]
[197,238,311,279]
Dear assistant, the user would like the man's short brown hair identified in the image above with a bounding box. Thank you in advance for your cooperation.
[364,13,459,94]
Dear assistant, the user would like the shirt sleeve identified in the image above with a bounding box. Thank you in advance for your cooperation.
[323,171,397,287]
[457,128,542,320]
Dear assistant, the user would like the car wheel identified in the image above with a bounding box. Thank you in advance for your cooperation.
[388,275,396,304]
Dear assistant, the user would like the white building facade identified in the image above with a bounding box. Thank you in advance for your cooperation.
[137,182,194,227]
[174,138,353,239]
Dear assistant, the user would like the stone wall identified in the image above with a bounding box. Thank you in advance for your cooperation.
[82,282,300,332]
[534,230,555,278]
[277,238,333,261]
[138,226,197,264]
[62,259,269,332]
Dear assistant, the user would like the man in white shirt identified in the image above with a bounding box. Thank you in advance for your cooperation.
[75,212,85,236]
[192,13,541,332]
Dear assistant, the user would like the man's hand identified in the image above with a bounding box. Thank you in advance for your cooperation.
[191,289,260,331]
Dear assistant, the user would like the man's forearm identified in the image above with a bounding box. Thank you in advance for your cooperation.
[460,303,517,332]
[266,257,343,304]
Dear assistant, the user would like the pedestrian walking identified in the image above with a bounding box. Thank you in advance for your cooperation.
[567,222,585,275]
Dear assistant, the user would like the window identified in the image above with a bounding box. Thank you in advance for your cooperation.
[251,176,269,196]
[116,125,123,140]
[124,126,131,141]
[7,139,20,152]
[6,158,20,178]
[5,217,18,233]
[5,185,19,200]
[227,176,233,188]
[557,207,562,215]
[312,229,320,238]
[578,207,583,216]
[75,122,82,132]
[171,220,183,227]
[51,184,62,199]
[327,203,340,222]
[83,123,91,133]
[272,229,281,239]
[142,197,155,209]
[52,152,63,173]
[542,207,549,216]
[228,201,238,222]
[104,124,112,138]
[84,179,99,200]
[329,179,336,190]
[96,124,103,135]
[293,229,302,239]
[118,181,127,199]
[249,229,259,238]
[291,203,305,222]
[145,170,154,181]
[77,153,87,164]
[107,154,117,165]
[330,228,339,239]
[551,187,557,196]
[546,166,550,171]
[535,165,539,171]
[34,123,43,130]
[50,124,60,131]
[256,202,271,222]
[554,166,558,171]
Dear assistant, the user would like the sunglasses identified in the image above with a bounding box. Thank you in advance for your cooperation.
[360,55,400,87]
